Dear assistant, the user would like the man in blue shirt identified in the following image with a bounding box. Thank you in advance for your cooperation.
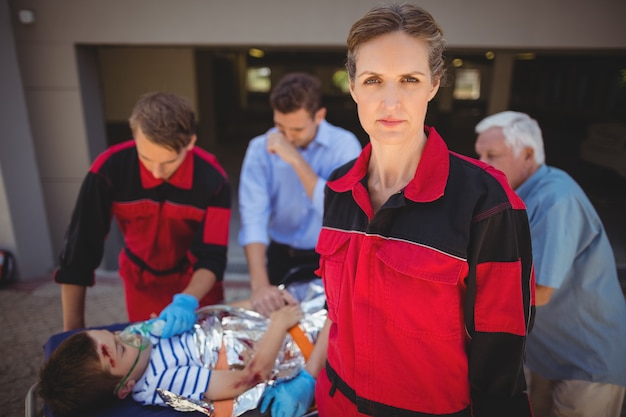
[475,111,626,417]
[238,72,361,316]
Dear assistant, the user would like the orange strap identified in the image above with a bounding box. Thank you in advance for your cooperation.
[212,344,234,417]
[289,325,314,361]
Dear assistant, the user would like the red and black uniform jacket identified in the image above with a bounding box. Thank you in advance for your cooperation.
[315,127,535,417]
[55,140,231,320]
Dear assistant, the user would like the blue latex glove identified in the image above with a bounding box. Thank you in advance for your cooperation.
[158,293,199,338]
[259,369,315,417]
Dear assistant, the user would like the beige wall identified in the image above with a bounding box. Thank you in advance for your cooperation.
[8,0,626,48]
[4,0,626,279]
[0,175,15,256]
[1,0,54,279]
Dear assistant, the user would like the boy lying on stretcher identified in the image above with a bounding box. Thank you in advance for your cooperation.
[38,302,302,416]
[39,278,326,417]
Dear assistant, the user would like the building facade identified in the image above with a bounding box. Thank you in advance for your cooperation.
[2,0,625,280]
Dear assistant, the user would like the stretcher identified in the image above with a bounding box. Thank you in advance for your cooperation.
[26,273,324,417]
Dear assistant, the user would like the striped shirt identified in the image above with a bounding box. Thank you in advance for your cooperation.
[133,332,211,405]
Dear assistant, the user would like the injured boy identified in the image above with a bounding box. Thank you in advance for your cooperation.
[39,278,327,417]
[38,303,305,416]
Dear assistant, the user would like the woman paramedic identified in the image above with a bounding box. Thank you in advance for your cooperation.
[259,4,535,417]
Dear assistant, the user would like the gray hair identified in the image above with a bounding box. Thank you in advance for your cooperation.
[475,111,545,165]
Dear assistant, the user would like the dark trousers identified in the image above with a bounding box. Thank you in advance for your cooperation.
[267,241,320,286]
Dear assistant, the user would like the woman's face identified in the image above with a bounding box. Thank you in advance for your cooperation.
[349,31,440,145]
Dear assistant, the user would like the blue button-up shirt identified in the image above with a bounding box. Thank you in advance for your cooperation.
[238,119,362,249]
[518,164,626,386]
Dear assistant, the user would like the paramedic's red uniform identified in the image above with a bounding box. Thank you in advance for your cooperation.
[315,127,535,417]
[55,140,231,321]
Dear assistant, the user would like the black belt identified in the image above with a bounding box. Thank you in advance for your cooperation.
[269,241,317,258]
[325,361,470,417]
[124,248,189,276]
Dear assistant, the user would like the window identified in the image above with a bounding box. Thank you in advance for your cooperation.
[247,67,271,93]
[453,68,481,100]
[332,69,350,94]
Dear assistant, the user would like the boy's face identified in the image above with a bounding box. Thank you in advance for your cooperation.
[87,329,152,391]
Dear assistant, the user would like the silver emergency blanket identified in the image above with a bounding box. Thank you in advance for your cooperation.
[157,388,214,415]
[159,278,326,417]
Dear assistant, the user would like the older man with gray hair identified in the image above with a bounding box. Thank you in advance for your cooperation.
[475,111,626,417]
